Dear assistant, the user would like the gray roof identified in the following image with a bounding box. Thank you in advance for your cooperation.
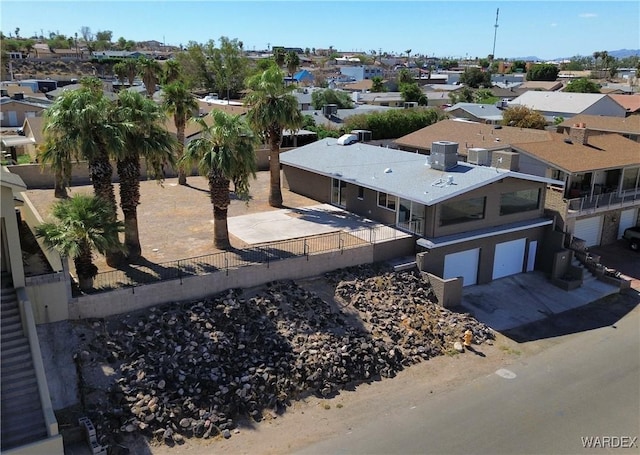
[281,139,558,206]
[446,103,504,120]
[508,91,622,115]
[304,105,398,127]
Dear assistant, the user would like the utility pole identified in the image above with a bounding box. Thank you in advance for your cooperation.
[492,8,500,59]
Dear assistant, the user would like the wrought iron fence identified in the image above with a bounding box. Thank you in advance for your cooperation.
[90,225,402,294]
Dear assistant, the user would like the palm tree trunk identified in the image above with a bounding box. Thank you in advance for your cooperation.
[74,241,97,291]
[53,169,68,199]
[268,129,283,208]
[117,155,142,261]
[209,168,231,249]
[177,124,187,185]
[88,147,123,267]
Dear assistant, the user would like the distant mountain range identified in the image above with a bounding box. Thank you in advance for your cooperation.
[511,49,639,62]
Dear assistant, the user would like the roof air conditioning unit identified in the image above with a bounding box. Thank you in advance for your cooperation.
[430,141,459,171]
[323,104,338,117]
[468,148,490,166]
[351,129,372,142]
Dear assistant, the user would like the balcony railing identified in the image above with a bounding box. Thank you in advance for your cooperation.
[567,190,640,214]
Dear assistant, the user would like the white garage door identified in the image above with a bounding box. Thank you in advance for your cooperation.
[618,208,638,239]
[443,248,480,287]
[574,216,603,247]
[492,238,526,280]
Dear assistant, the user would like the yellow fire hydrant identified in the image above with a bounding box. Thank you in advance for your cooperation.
[463,330,473,347]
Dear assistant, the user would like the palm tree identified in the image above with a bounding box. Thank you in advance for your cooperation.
[38,139,72,199]
[273,47,286,67]
[162,59,182,85]
[138,56,161,98]
[41,86,126,266]
[123,59,138,87]
[162,81,198,185]
[285,51,300,77]
[35,194,124,291]
[244,66,303,207]
[114,91,177,260]
[181,111,257,249]
[592,51,601,72]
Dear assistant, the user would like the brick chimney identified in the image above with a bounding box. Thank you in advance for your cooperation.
[569,123,589,145]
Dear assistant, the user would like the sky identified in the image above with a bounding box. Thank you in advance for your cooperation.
[1,1,638,60]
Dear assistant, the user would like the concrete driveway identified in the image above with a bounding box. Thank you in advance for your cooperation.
[460,271,621,331]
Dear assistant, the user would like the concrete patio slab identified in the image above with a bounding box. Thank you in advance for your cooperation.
[461,271,621,331]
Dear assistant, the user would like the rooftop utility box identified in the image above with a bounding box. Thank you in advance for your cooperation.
[337,133,358,145]
[322,104,338,117]
[468,148,490,166]
[492,150,520,171]
[430,141,459,171]
[351,130,372,142]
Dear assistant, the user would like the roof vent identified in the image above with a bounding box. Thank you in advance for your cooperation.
[564,138,573,144]
[384,168,392,173]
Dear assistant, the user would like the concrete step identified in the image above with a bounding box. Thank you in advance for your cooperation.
[1,374,37,395]
[1,393,45,416]
[1,313,21,327]
[0,356,34,373]
[1,366,38,384]
[1,414,48,452]
[0,305,19,318]
[0,320,23,335]
[1,329,25,344]
[1,381,39,401]
[1,340,30,359]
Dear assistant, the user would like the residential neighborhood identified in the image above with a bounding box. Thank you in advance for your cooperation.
[1,8,639,455]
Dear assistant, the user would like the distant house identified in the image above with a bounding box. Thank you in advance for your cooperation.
[0,97,49,127]
[340,65,383,82]
[608,94,640,115]
[91,51,146,60]
[394,119,553,159]
[281,139,560,287]
[354,92,404,107]
[445,103,504,124]
[507,91,628,119]
[304,105,398,129]
[556,114,640,142]
[517,80,564,92]
[512,126,640,247]
[293,70,314,85]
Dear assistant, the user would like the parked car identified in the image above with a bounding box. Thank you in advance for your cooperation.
[622,226,640,251]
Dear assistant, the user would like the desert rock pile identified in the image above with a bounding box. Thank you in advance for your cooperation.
[78,265,493,446]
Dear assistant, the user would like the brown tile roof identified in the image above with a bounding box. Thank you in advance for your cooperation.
[512,133,640,173]
[609,94,640,113]
[519,81,563,91]
[557,114,640,135]
[343,79,374,91]
[394,119,553,155]
[23,116,45,144]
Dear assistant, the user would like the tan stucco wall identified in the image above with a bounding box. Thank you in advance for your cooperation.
[1,186,25,287]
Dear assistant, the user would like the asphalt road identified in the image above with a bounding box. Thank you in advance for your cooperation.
[295,298,640,455]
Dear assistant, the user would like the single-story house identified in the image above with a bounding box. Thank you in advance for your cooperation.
[445,103,504,124]
[608,94,640,115]
[280,139,561,286]
[0,97,50,127]
[507,91,628,119]
[556,114,640,142]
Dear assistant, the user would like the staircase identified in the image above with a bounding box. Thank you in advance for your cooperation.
[1,272,48,452]
[571,257,600,286]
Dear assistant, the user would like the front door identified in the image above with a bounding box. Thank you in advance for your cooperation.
[397,198,424,235]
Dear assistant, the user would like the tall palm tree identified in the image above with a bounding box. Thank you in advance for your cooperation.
[181,110,257,249]
[123,59,138,87]
[592,51,601,72]
[138,56,161,98]
[285,51,300,77]
[114,91,177,260]
[38,139,72,199]
[162,59,182,85]
[41,86,126,266]
[244,66,303,207]
[161,81,198,185]
[273,47,286,68]
[35,194,124,291]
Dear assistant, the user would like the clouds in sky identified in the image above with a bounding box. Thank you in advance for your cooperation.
[579,13,598,18]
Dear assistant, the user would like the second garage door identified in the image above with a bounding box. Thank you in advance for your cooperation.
[574,216,603,247]
[443,248,480,287]
[492,238,526,280]
[618,208,638,239]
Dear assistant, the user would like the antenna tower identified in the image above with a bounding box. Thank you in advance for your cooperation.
[492,8,499,58]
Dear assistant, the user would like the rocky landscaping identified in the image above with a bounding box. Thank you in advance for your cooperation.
[69,264,494,448]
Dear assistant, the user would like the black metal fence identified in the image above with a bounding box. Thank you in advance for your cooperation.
[90,225,401,294]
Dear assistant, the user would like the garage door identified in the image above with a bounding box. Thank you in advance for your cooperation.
[618,208,638,239]
[443,248,479,287]
[574,216,602,247]
[492,238,526,280]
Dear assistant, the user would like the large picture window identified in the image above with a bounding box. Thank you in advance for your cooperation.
[621,167,639,192]
[378,192,396,211]
[440,197,486,226]
[500,188,541,215]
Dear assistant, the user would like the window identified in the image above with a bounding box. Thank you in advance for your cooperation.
[621,167,639,192]
[439,197,486,226]
[377,192,396,211]
[357,186,364,200]
[500,189,540,215]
